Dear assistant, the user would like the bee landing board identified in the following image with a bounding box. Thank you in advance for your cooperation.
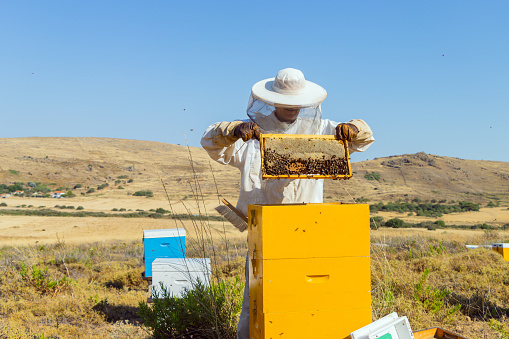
[260,134,352,180]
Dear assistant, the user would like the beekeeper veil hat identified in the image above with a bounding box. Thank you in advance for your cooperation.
[247,68,327,134]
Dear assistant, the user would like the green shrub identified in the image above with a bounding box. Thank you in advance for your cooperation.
[117,175,128,179]
[364,172,381,181]
[138,278,243,339]
[385,218,406,228]
[87,188,95,194]
[65,190,75,198]
[77,206,84,210]
[133,190,153,197]
[8,169,19,175]
[118,186,124,189]
[73,184,82,189]
[97,183,109,190]
[128,179,134,183]
[435,220,446,228]
[0,202,7,207]
[18,262,73,296]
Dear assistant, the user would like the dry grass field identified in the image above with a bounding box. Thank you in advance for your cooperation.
[2,227,509,338]
[1,137,509,338]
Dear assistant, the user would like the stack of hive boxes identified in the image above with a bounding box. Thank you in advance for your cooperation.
[492,243,509,261]
[248,203,372,339]
[143,228,212,298]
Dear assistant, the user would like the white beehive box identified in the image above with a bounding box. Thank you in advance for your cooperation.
[151,258,211,298]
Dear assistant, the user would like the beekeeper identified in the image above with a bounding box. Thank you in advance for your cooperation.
[200,68,374,338]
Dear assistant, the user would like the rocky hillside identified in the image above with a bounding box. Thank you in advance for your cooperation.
[1,137,508,204]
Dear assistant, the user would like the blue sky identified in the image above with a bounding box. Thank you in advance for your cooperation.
[1,1,508,162]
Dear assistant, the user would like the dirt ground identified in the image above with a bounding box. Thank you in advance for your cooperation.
[1,196,223,215]
[0,215,246,246]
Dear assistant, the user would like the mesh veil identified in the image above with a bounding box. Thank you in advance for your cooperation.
[246,95,322,135]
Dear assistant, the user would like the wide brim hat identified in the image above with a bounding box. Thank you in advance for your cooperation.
[251,68,327,107]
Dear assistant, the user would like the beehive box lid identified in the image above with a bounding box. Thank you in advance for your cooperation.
[260,134,352,179]
[143,228,186,239]
[152,258,211,272]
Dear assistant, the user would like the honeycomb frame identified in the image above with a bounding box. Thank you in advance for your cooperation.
[260,134,352,180]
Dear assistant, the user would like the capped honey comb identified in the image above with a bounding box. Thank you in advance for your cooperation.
[260,134,352,179]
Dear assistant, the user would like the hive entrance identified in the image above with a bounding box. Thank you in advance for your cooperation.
[261,134,352,180]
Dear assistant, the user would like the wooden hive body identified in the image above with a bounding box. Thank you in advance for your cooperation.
[248,203,371,338]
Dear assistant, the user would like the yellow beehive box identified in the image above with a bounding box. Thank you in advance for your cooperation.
[501,244,509,261]
[252,308,373,339]
[248,203,370,260]
[248,203,371,339]
[249,257,371,314]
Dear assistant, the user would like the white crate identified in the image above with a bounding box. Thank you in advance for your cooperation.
[151,258,211,298]
[351,312,414,339]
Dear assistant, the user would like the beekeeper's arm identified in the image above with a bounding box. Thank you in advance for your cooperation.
[321,119,374,153]
[200,121,260,168]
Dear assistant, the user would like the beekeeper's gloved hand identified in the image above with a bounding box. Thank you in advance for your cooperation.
[336,123,359,142]
[234,122,261,141]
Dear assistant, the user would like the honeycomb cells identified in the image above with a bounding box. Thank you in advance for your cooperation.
[262,137,350,177]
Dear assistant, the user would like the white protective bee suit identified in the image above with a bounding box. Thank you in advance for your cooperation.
[200,68,374,339]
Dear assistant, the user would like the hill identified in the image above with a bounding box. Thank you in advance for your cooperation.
[0,137,508,205]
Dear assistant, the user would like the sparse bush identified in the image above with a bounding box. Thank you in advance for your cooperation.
[435,220,446,228]
[18,262,73,296]
[138,278,243,339]
[118,186,124,189]
[155,207,169,214]
[133,190,153,197]
[128,178,134,183]
[364,172,381,181]
[77,206,84,210]
[8,169,19,175]
[73,184,82,189]
[97,183,109,190]
[65,190,75,198]
[119,208,126,212]
[87,188,95,194]
[385,218,406,228]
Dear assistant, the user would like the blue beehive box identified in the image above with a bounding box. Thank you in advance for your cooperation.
[143,228,186,277]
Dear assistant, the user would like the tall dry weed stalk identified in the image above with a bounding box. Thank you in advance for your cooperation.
[140,136,245,338]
